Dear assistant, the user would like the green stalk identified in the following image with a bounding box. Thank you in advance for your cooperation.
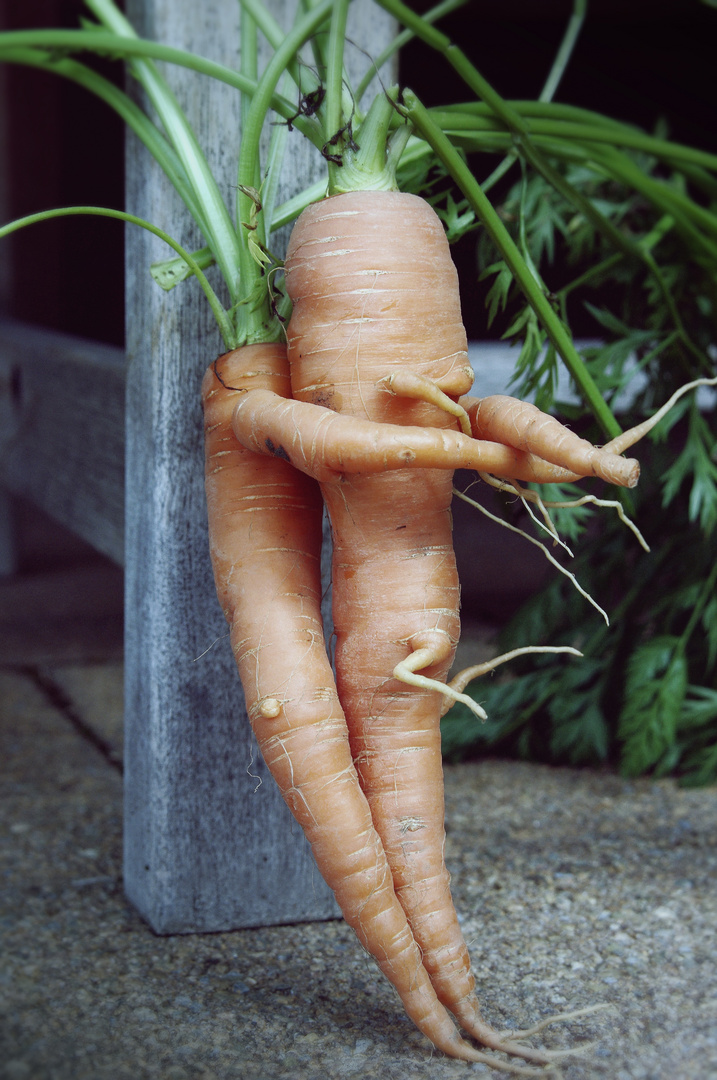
[324,0,351,195]
[558,252,623,304]
[297,0,331,77]
[423,109,716,363]
[240,5,260,198]
[401,91,623,439]
[271,178,328,231]
[235,0,335,342]
[270,135,433,229]
[332,89,404,192]
[239,0,311,93]
[260,72,294,239]
[85,0,242,301]
[539,0,586,103]
[354,0,467,103]
[375,0,700,271]
[431,109,717,176]
[591,145,717,251]
[0,207,233,344]
[481,0,587,194]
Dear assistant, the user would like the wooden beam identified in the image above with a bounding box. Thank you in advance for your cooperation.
[0,320,125,566]
[123,0,394,933]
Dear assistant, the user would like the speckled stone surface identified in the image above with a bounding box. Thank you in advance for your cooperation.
[1,665,716,1080]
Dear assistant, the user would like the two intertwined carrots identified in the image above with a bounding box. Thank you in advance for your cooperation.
[206,190,640,1071]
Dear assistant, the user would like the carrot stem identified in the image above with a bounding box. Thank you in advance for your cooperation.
[0,29,325,150]
[538,0,586,104]
[235,0,335,343]
[354,0,467,102]
[324,0,351,194]
[85,0,243,301]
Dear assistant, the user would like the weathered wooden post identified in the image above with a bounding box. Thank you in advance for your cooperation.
[123,0,395,933]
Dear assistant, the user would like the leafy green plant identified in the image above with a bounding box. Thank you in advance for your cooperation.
[441,148,717,785]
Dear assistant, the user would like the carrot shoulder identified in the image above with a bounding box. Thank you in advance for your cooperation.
[202,343,498,1065]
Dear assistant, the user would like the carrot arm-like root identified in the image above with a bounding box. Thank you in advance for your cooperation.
[394,630,488,720]
[232,388,639,488]
[461,395,639,487]
[380,370,473,435]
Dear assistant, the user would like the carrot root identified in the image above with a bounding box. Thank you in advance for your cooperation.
[603,375,717,455]
[236,189,623,1069]
[231,387,639,488]
[204,345,510,1066]
[381,370,473,435]
[443,645,583,717]
[462,395,640,487]
[394,630,488,720]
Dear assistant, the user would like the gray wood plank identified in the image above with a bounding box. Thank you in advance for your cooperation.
[0,320,125,565]
[123,0,394,933]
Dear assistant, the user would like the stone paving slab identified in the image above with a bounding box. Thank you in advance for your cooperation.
[42,661,124,766]
[1,665,716,1080]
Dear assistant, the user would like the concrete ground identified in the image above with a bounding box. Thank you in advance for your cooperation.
[1,506,716,1080]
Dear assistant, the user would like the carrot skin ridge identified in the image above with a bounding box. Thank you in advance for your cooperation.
[203,344,500,1063]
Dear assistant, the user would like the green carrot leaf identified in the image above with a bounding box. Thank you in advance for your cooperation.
[678,686,717,731]
[618,636,687,776]
[435,192,476,242]
[550,700,609,764]
[480,261,513,327]
[679,743,717,788]
[703,596,717,672]
[661,407,717,534]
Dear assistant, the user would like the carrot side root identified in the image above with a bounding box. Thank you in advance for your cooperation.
[394,630,488,720]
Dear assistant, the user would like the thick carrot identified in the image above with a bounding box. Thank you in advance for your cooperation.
[229,192,631,1063]
[203,343,530,1069]
[273,189,602,1061]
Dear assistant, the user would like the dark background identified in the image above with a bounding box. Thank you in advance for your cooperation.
[1,0,715,347]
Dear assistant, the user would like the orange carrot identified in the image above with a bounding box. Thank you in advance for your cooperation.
[278,189,613,1061]
[461,394,639,485]
[229,191,630,1064]
[281,190,512,1053]
[203,343,535,1070]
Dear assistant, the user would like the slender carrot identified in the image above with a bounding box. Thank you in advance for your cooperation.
[204,344,538,1070]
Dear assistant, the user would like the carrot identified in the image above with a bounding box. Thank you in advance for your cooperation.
[230,188,623,1063]
[203,343,542,1071]
[231,384,639,487]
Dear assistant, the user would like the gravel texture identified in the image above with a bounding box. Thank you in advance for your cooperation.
[1,665,716,1080]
